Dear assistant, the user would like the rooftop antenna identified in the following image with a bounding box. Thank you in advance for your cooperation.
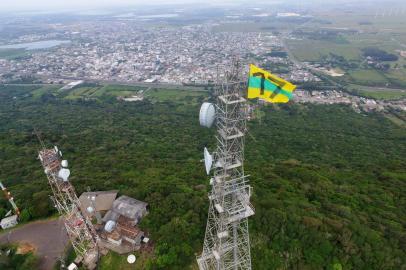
[38,144,99,269]
[86,187,102,225]
[197,59,254,270]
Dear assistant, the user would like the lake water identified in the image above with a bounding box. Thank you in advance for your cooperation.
[0,40,71,50]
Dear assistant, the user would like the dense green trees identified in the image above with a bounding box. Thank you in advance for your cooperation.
[0,84,405,269]
[0,244,39,270]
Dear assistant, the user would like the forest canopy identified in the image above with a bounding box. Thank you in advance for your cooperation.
[0,84,405,269]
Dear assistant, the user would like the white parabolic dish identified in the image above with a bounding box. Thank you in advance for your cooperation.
[61,160,68,168]
[58,168,70,182]
[199,102,215,128]
[127,254,136,264]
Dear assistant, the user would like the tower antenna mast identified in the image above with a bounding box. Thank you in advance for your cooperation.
[0,181,20,216]
[37,143,99,269]
[197,60,254,270]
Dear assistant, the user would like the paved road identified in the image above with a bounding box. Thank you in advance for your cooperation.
[0,218,69,270]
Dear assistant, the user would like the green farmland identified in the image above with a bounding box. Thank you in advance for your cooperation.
[0,48,29,60]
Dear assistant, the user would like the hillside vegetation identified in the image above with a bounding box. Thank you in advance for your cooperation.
[0,84,405,269]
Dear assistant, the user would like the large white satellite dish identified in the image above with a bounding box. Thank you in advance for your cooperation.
[58,168,70,182]
[204,147,213,175]
[127,254,136,264]
[61,160,68,168]
[199,102,215,128]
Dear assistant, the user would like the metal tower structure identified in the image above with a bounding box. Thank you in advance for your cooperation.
[37,144,98,263]
[197,62,255,270]
[0,180,20,216]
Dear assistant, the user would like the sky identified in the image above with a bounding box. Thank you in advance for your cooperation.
[2,0,215,12]
[1,0,401,12]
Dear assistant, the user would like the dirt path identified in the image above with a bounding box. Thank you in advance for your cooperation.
[0,217,69,270]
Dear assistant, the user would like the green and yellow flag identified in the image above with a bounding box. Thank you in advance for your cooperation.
[248,64,296,103]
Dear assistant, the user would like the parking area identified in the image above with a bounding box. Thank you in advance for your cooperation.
[0,218,69,270]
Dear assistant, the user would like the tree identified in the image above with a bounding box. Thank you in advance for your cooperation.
[19,209,31,223]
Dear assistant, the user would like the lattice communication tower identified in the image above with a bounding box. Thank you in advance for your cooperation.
[37,143,98,259]
[197,62,255,270]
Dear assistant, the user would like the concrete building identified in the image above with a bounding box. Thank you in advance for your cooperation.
[79,191,148,254]
[79,190,118,214]
[103,195,148,225]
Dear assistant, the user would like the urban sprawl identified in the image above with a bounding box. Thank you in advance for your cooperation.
[0,21,405,113]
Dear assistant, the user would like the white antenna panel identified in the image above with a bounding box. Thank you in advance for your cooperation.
[199,102,215,128]
[58,168,70,182]
[204,147,213,175]
[54,146,59,153]
[5,210,12,217]
[61,160,68,168]
[59,151,63,157]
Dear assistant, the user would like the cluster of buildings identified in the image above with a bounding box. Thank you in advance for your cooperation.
[0,22,275,85]
[289,65,321,82]
[294,90,406,112]
[0,19,322,86]
[78,191,149,254]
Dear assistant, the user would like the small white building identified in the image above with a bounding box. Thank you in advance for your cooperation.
[0,215,18,229]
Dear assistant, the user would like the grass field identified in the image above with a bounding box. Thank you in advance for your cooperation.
[146,88,207,103]
[384,68,406,87]
[0,48,29,59]
[346,69,389,85]
[95,85,146,97]
[0,83,208,103]
[348,84,406,100]
[31,85,60,98]
[64,86,102,99]
[287,39,361,62]
[99,251,150,270]
[286,10,406,87]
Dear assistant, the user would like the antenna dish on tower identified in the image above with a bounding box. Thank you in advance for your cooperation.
[58,168,71,182]
[203,147,213,175]
[127,254,136,264]
[61,160,68,168]
[199,102,215,128]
